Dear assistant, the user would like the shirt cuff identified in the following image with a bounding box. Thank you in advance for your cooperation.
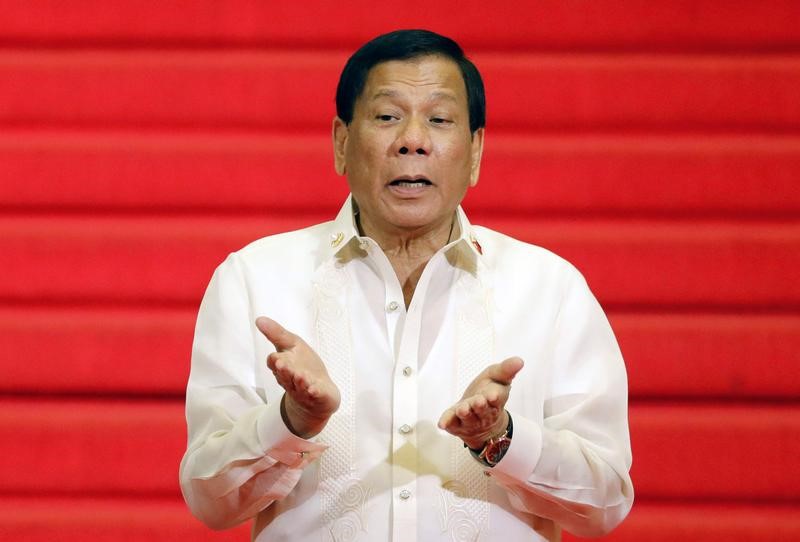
[491,410,543,479]
[255,401,328,468]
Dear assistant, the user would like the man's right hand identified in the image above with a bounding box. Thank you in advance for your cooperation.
[256,317,341,439]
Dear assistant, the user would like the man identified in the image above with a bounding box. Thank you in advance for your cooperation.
[180,29,633,541]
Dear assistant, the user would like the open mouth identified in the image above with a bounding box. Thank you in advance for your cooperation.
[389,177,432,188]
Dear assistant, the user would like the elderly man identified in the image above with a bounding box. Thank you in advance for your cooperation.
[180,29,633,542]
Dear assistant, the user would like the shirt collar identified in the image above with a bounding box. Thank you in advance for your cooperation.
[445,205,483,275]
[317,195,484,272]
[314,195,361,268]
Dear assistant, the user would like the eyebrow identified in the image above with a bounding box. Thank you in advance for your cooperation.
[370,88,459,103]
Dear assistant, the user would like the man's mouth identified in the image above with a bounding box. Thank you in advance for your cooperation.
[389,177,432,188]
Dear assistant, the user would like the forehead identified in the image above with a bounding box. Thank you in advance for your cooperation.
[359,55,467,103]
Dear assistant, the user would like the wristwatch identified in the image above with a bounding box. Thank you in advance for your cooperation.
[466,412,513,467]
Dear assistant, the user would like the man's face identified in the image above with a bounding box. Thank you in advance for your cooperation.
[333,55,484,238]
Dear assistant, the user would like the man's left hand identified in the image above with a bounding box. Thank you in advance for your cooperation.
[437,357,524,450]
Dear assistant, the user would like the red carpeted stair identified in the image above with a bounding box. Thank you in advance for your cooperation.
[1,2,798,540]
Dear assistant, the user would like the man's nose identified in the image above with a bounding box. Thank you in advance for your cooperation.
[395,117,431,156]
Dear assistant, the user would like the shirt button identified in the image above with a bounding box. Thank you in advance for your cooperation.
[399,489,411,500]
[387,301,400,312]
[399,424,412,434]
[402,366,412,377]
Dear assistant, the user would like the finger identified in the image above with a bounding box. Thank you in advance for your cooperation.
[269,355,300,392]
[292,370,310,392]
[273,369,297,394]
[256,317,298,351]
[266,351,285,372]
[437,409,458,430]
[487,356,524,385]
[455,400,479,421]
[468,394,489,414]
[469,395,499,419]
[483,387,504,407]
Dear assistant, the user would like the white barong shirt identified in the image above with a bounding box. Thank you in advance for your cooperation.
[180,197,633,541]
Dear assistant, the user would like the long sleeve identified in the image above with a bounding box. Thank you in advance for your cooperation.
[491,269,634,537]
[179,254,326,530]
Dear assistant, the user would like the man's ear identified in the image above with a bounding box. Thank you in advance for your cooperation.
[469,127,485,187]
[332,117,348,176]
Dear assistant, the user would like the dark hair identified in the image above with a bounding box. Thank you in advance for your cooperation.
[335,29,486,133]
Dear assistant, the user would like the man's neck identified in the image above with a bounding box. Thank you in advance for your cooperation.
[357,212,456,307]
[356,211,455,258]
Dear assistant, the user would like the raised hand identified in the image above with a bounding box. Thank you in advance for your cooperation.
[438,357,524,450]
[256,317,341,439]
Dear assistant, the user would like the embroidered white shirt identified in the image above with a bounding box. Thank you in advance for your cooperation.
[180,197,633,542]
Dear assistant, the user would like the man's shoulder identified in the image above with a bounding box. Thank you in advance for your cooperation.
[218,220,335,279]
[473,225,580,277]
[472,225,593,305]
[235,220,332,259]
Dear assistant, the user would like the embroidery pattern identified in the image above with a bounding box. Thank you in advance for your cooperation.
[439,480,482,542]
[328,481,373,542]
[438,272,492,541]
[314,261,371,541]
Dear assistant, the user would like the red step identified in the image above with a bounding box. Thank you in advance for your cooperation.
[1,1,798,50]
[629,403,800,501]
[564,502,800,542]
[2,307,798,400]
[2,51,799,130]
[0,399,184,495]
[3,131,798,216]
[611,312,800,399]
[0,497,249,541]
[1,399,798,500]
[0,307,195,395]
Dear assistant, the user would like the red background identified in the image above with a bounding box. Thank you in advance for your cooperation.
[1,2,799,540]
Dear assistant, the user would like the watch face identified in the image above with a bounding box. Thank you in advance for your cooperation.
[485,437,511,465]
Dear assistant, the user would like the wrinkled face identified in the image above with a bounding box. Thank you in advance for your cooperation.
[333,55,484,238]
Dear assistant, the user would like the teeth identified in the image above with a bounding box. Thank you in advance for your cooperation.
[392,179,430,187]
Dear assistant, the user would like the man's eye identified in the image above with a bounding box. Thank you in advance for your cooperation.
[430,117,450,124]
[377,114,396,121]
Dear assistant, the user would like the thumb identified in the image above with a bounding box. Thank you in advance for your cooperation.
[255,317,297,351]
[488,356,524,385]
